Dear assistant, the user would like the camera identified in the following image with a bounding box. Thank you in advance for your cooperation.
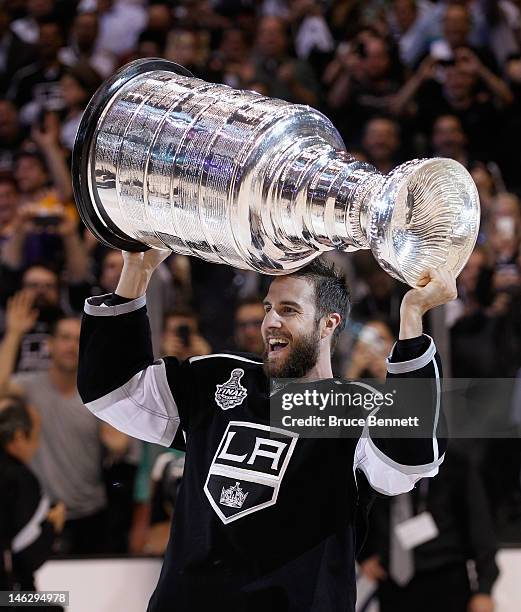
[176,324,191,348]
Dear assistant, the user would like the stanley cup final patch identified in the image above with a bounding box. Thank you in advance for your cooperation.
[215,368,248,410]
[204,421,298,524]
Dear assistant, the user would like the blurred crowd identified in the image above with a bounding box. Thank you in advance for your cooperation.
[1,0,521,608]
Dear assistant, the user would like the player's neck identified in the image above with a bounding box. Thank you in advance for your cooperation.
[301,354,333,381]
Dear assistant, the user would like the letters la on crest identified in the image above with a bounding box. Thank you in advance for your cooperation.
[204,421,299,524]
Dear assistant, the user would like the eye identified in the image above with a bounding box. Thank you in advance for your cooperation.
[263,304,271,313]
[281,306,296,314]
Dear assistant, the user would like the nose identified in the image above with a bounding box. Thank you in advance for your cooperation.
[263,308,283,331]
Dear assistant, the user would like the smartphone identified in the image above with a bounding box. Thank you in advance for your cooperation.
[32,214,62,227]
[430,40,453,63]
[176,324,191,348]
[358,326,386,353]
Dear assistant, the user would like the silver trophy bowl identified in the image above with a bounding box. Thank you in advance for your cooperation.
[72,58,480,287]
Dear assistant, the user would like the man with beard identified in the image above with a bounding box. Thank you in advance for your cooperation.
[77,250,455,612]
[10,265,64,372]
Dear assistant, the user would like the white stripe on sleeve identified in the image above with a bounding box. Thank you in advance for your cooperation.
[86,360,180,446]
[353,435,444,496]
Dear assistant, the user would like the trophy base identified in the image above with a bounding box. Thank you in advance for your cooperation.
[72,58,194,252]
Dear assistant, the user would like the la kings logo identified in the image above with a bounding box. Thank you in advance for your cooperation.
[215,368,247,410]
[204,421,298,524]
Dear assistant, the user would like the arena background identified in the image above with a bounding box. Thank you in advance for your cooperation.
[0,0,520,610]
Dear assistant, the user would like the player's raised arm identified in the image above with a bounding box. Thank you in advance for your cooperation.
[77,250,186,447]
[354,268,457,496]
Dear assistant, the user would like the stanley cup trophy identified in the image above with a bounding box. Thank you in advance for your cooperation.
[72,58,480,287]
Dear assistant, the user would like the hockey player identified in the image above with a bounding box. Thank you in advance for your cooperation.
[78,249,455,612]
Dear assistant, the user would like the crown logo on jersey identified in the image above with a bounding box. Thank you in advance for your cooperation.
[215,368,248,410]
[220,481,249,508]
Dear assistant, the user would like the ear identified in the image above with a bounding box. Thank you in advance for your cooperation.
[321,313,342,340]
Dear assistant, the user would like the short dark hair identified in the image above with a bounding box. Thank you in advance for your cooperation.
[48,315,79,338]
[235,295,264,315]
[0,172,18,191]
[163,308,198,328]
[291,257,351,351]
[0,395,32,449]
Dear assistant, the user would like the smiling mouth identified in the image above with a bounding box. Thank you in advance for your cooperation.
[268,337,290,356]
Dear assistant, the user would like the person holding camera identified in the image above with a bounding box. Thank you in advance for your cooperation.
[345,319,395,382]
[1,112,89,279]
[161,309,212,362]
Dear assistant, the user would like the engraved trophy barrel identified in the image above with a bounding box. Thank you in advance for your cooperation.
[72,58,480,287]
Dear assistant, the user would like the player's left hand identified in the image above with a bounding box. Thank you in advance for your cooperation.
[467,593,494,612]
[401,267,457,315]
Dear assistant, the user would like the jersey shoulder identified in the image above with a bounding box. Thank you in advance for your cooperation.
[185,351,265,389]
[188,351,263,369]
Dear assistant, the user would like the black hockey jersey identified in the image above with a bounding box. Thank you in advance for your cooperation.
[78,294,446,612]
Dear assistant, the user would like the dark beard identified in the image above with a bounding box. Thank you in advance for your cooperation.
[263,328,320,379]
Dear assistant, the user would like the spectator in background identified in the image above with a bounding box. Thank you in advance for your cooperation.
[1,275,63,373]
[361,117,402,174]
[486,192,521,264]
[470,161,502,228]
[130,28,168,61]
[501,53,521,189]
[10,0,56,45]
[95,249,123,295]
[59,11,115,79]
[0,100,27,173]
[429,3,497,72]
[249,16,320,106]
[387,0,438,68]
[1,113,88,276]
[146,2,174,39]
[0,174,19,247]
[161,308,211,362]
[7,19,67,126]
[0,394,66,594]
[482,0,520,68]
[359,450,498,612]
[14,125,72,207]
[445,246,490,329]
[0,5,37,95]
[58,61,102,151]
[289,0,334,69]
[0,310,131,555]
[233,297,265,356]
[208,27,251,88]
[350,257,406,336]
[143,451,185,556]
[430,114,470,167]
[344,318,394,381]
[166,28,205,76]
[450,243,521,378]
[326,32,404,145]
[394,57,510,162]
[78,0,147,58]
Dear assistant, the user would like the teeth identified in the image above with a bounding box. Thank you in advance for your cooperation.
[269,338,288,346]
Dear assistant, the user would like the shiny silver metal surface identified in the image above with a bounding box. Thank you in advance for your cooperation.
[73,58,480,287]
